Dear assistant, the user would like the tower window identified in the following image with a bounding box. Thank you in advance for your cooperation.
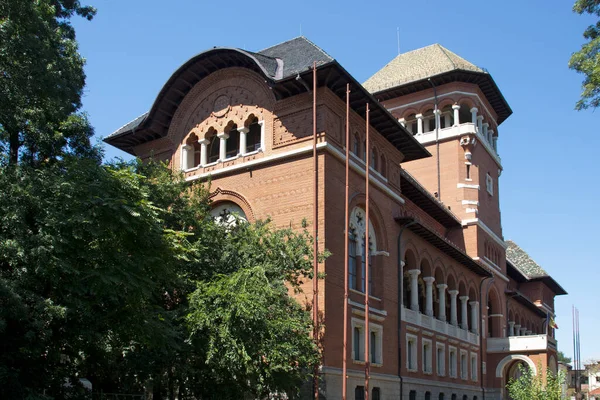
[466,164,471,180]
[486,173,494,196]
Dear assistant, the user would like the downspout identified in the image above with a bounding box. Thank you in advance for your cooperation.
[397,220,417,400]
[427,78,441,201]
[480,276,495,400]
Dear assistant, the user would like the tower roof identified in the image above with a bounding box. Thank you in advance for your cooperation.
[363,44,484,92]
[363,44,512,124]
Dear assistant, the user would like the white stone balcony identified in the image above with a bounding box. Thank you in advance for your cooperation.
[413,123,502,167]
[401,306,479,346]
[486,334,557,353]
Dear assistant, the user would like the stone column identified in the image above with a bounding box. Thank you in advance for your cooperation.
[482,123,489,142]
[449,290,459,326]
[469,301,479,334]
[508,321,515,336]
[460,296,469,330]
[199,139,209,166]
[492,134,497,152]
[453,104,460,126]
[514,324,521,336]
[238,127,249,156]
[444,113,451,128]
[434,109,441,132]
[424,277,435,317]
[408,269,421,312]
[477,115,484,135]
[217,132,229,161]
[416,114,423,135]
[520,327,527,336]
[437,284,447,321]
[181,145,192,171]
[470,107,478,126]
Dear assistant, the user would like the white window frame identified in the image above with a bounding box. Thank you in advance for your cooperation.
[460,349,468,380]
[486,173,494,196]
[351,318,383,366]
[406,334,418,372]
[436,343,446,376]
[449,346,457,378]
[422,339,433,374]
[471,352,478,381]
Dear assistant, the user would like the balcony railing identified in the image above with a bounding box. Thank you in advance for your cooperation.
[401,306,479,345]
[486,334,557,353]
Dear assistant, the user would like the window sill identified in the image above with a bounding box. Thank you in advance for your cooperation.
[407,367,418,373]
[349,288,381,301]
[424,370,433,375]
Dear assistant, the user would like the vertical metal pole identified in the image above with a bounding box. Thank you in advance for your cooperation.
[312,61,320,400]
[364,103,370,400]
[342,83,350,400]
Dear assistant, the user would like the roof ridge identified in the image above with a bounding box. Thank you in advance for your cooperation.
[257,36,306,54]
[436,44,458,70]
[506,240,549,278]
[300,36,334,62]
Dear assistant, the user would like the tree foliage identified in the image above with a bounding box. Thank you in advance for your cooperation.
[0,0,98,165]
[569,0,600,110]
[0,159,321,399]
[507,364,566,400]
[557,351,572,364]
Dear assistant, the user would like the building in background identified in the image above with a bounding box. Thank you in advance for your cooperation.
[105,37,567,400]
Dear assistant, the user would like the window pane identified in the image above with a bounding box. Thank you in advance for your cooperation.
[247,120,261,152]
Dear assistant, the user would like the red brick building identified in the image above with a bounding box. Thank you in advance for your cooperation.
[105,37,567,400]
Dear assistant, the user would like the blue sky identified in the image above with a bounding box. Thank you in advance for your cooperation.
[73,0,598,362]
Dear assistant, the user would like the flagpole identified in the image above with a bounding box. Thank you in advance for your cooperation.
[342,83,350,400]
[364,102,371,400]
[312,60,320,400]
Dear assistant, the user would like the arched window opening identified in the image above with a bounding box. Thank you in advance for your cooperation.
[439,394,445,400]
[424,109,435,132]
[363,140,367,161]
[207,132,220,164]
[371,147,379,171]
[184,133,200,170]
[418,276,426,314]
[488,300,494,337]
[469,287,478,334]
[459,103,471,124]
[440,105,454,128]
[210,201,247,226]
[380,154,387,178]
[246,117,261,153]
[349,207,377,294]
[425,392,432,400]
[403,250,417,308]
[353,133,360,157]
[406,114,418,135]
[355,386,365,400]
[225,124,239,159]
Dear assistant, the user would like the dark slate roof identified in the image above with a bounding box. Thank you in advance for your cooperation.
[104,37,430,162]
[258,36,334,77]
[506,240,567,295]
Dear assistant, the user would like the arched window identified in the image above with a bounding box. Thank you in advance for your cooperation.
[403,250,417,308]
[439,394,445,400]
[380,154,387,178]
[207,132,220,163]
[353,134,360,156]
[406,114,418,135]
[349,207,377,294]
[459,103,471,124]
[371,148,379,171]
[440,105,454,128]
[225,124,240,159]
[246,117,261,153]
[184,133,200,170]
[210,201,247,226]
[424,109,435,132]
[425,392,432,400]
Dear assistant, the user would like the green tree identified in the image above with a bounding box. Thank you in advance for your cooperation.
[507,364,566,400]
[0,0,97,165]
[569,0,600,110]
[558,351,572,364]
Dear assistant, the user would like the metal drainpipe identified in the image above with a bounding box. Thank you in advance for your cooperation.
[397,220,416,400]
[480,276,495,400]
[427,78,441,201]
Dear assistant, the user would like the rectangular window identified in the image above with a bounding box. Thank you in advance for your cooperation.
[471,353,478,381]
[355,386,365,400]
[371,331,377,364]
[423,340,432,373]
[449,347,457,378]
[466,163,471,180]
[372,387,381,400]
[436,344,446,376]
[486,173,494,196]
[407,335,417,371]
[353,326,362,361]
[460,350,468,380]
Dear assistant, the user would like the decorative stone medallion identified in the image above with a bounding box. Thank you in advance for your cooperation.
[212,95,230,118]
